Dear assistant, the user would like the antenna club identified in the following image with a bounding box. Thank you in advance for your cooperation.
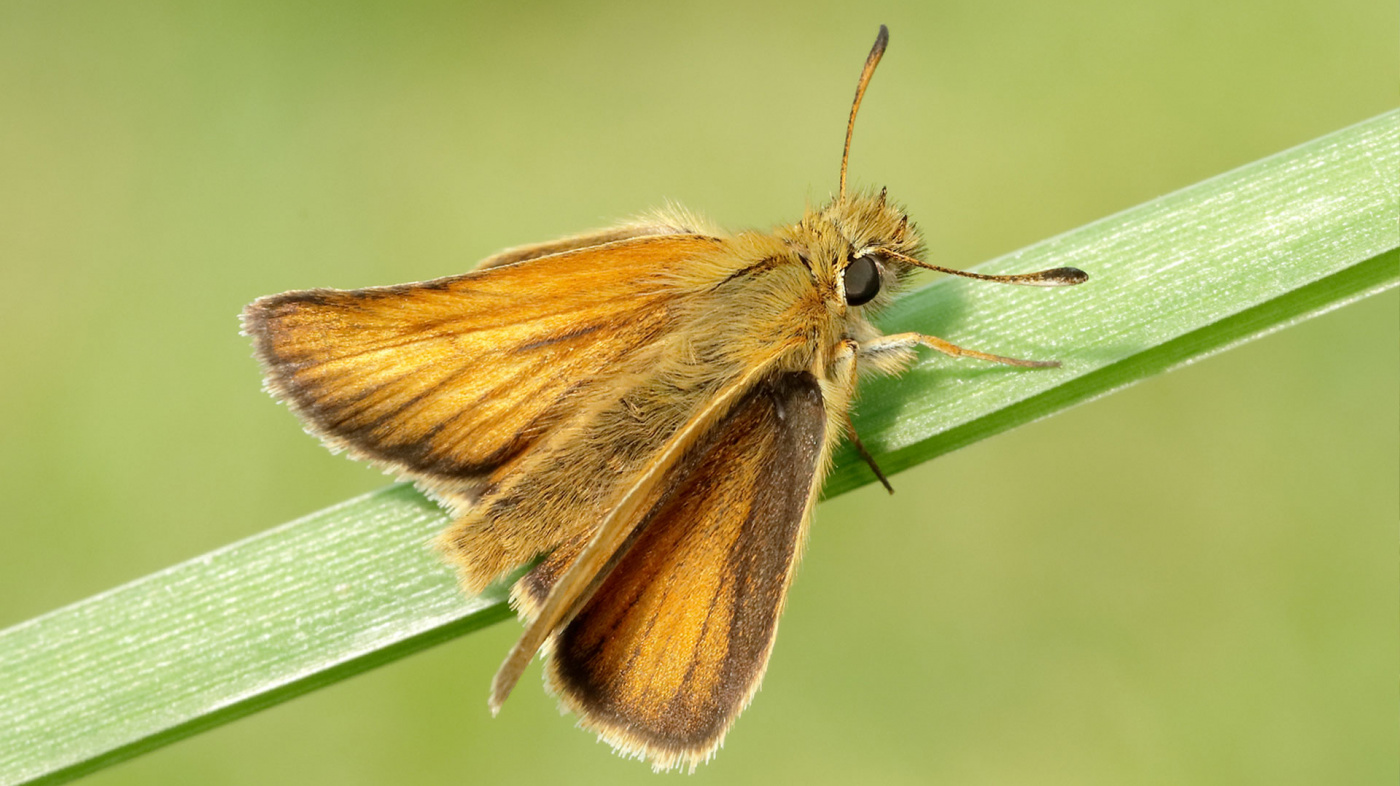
[873,24,889,55]
[1045,267,1090,286]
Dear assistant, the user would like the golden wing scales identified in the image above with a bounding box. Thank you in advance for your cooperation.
[544,370,829,771]
[241,232,718,499]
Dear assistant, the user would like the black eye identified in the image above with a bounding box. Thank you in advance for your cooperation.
[843,255,881,306]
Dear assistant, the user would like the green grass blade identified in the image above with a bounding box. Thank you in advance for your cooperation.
[1,111,1396,786]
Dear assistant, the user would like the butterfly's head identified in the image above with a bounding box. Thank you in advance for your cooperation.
[790,187,925,318]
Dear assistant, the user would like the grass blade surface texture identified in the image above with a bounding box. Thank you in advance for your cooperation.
[1,111,1396,786]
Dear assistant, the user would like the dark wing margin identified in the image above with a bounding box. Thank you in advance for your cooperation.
[534,370,827,772]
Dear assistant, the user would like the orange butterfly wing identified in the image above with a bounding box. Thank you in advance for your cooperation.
[241,233,721,500]
[538,370,829,770]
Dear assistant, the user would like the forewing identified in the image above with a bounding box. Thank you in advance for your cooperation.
[542,370,828,771]
[241,234,720,497]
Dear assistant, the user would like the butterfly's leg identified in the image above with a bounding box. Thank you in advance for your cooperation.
[860,332,1059,369]
[852,332,919,375]
[830,340,894,492]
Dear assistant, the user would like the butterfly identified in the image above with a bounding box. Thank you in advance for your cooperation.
[241,24,1086,771]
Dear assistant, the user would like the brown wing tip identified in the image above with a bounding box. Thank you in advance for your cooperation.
[237,293,324,402]
[238,295,282,354]
[238,289,333,364]
[238,296,299,401]
[240,289,309,329]
[237,300,262,339]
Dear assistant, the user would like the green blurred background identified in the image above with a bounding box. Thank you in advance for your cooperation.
[1,1,1395,783]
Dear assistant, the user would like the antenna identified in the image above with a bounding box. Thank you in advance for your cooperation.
[880,248,1089,287]
[839,25,889,201]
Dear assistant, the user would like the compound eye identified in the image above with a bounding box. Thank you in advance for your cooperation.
[843,254,881,306]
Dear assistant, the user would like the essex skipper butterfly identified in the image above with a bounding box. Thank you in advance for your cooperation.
[243,25,1086,771]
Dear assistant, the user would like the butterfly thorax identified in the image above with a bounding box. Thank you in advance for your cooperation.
[662,189,924,386]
